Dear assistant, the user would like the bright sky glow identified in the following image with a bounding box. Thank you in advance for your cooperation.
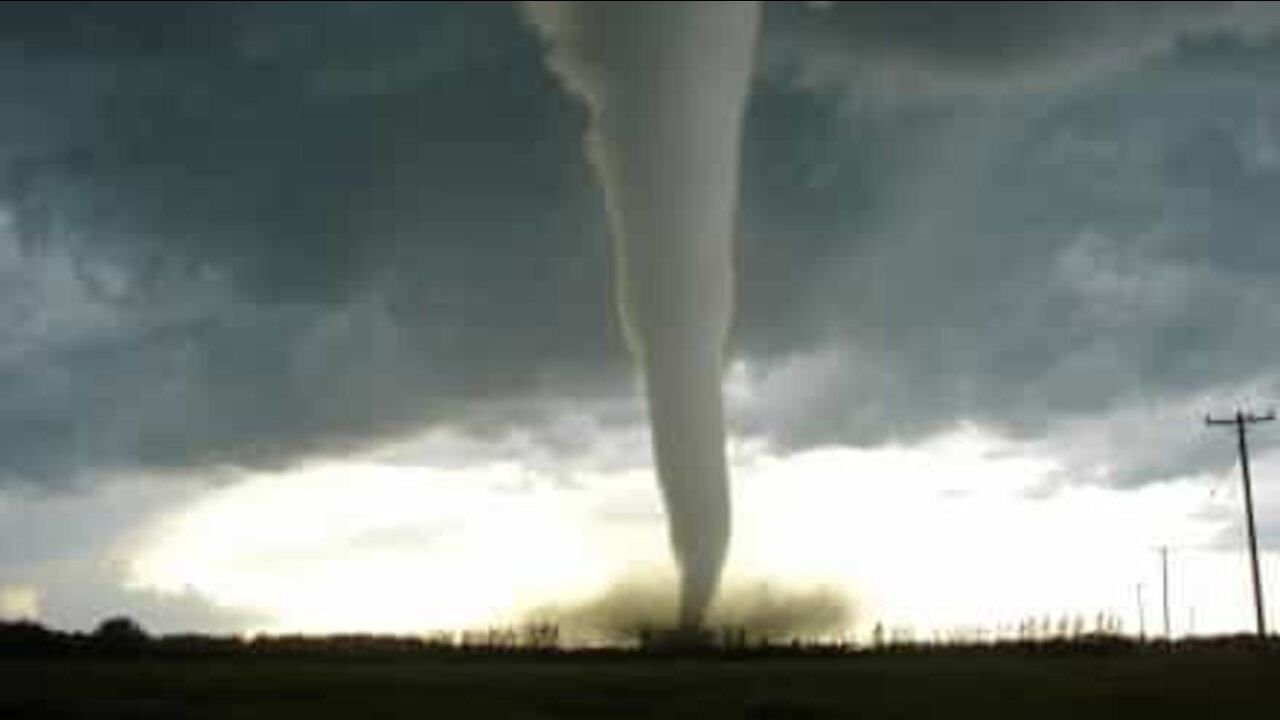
[0,584,40,621]
[126,427,1275,640]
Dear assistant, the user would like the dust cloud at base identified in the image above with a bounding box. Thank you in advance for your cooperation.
[525,573,856,646]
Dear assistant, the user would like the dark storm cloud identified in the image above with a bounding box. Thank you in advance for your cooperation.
[4,2,1280,489]
[766,1,1280,100]
[0,2,627,486]
[734,21,1280,484]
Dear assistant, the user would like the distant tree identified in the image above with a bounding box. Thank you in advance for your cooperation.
[889,625,915,646]
[717,626,748,651]
[423,631,456,651]
[92,616,149,654]
[95,616,146,640]
[521,622,560,650]
[0,620,62,656]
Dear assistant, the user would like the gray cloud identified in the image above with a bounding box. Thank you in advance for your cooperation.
[2,3,1280,491]
[765,1,1280,102]
[29,559,264,635]
[732,30,1280,484]
[0,2,628,487]
[0,477,259,632]
[1208,449,1280,552]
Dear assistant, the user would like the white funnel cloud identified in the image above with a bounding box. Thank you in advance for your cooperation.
[523,1,761,627]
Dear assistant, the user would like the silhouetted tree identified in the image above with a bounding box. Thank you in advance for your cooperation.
[521,622,560,650]
[0,620,63,656]
[92,615,149,655]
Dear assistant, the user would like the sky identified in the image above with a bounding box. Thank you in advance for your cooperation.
[3,1,1280,641]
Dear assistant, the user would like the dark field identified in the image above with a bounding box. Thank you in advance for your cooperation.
[4,647,1279,719]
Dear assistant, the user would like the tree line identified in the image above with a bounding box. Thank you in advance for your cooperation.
[2,616,1274,659]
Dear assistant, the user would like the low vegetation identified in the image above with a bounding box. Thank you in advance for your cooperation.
[3,619,1277,719]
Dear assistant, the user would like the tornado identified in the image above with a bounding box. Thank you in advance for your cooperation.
[524,1,760,628]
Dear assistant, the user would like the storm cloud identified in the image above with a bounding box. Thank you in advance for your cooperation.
[2,1,1280,491]
[0,2,625,486]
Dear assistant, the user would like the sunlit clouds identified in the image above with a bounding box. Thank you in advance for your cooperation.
[130,462,610,634]
[125,425,1259,639]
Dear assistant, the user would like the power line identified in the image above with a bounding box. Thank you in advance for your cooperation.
[1206,409,1274,638]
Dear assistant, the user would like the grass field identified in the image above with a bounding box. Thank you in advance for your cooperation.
[3,646,1278,719]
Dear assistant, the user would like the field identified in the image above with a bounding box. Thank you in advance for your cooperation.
[3,645,1279,719]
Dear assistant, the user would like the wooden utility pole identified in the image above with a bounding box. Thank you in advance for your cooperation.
[1161,546,1171,641]
[1206,409,1274,638]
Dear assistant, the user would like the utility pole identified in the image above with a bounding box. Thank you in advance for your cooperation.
[1161,546,1171,641]
[1206,409,1274,638]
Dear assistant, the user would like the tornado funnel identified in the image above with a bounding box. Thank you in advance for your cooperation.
[525,1,760,628]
